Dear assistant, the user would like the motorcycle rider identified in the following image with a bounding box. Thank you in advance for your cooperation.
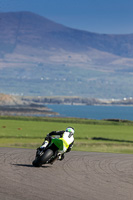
[39,127,75,161]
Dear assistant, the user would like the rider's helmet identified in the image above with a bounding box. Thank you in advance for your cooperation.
[66,127,75,135]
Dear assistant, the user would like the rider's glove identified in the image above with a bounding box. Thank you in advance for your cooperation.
[45,135,49,140]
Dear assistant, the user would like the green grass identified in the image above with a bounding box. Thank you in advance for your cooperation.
[0,116,133,154]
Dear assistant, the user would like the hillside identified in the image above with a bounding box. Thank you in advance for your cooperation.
[0,94,58,116]
[0,11,133,70]
[0,11,133,98]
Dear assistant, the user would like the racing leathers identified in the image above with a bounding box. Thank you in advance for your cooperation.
[40,130,74,160]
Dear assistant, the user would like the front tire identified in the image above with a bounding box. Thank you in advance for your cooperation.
[32,149,54,167]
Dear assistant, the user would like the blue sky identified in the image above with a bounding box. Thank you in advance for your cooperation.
[0,0,133,34]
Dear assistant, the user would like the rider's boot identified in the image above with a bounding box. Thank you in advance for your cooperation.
[58,153,64,161]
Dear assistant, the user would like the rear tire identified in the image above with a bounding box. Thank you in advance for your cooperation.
[32,149,54,167]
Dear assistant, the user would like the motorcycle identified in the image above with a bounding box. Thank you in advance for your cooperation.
[32,136,64,167]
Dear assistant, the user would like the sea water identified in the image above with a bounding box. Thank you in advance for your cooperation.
[47,104,133,121]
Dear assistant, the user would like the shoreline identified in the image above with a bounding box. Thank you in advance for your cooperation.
[1,94,133,117]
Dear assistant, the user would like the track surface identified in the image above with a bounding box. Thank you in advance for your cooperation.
[0,148,133,200]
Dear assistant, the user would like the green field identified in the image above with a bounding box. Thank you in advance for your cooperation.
[0,116,133,154]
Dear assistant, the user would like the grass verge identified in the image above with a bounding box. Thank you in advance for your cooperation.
[0,116,133,154]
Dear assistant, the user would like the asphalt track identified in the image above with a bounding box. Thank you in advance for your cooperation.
[0,148,133,200]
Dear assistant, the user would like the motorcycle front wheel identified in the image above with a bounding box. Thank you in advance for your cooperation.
[32,149,54,167]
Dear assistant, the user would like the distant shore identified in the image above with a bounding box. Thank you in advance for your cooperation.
[21,96,133,106]
[0,93,133,116]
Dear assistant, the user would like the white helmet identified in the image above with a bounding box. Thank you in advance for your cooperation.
[66,127,75,135]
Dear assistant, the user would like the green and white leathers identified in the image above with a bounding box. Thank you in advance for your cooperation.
[33,127,74,167]
[41,127,74,153]
[58,129,74,153]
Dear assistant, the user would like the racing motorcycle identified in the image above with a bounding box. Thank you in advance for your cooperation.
[32,136,64,167]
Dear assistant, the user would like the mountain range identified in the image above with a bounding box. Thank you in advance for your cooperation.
[0,11,133,98]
